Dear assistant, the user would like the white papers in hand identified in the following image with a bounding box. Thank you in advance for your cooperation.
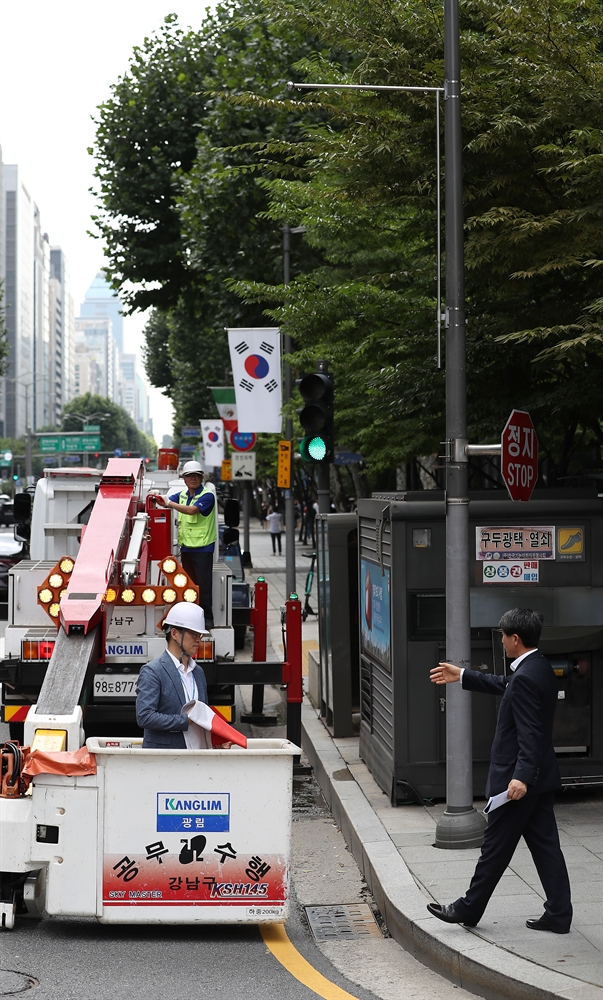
[483,790,511,815]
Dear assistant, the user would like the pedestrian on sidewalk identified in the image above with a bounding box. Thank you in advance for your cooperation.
[428,607,572,934]
[266,507,283,554]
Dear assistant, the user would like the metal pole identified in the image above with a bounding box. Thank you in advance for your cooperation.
[315,359,331,514]
[242,483,251,565]
[283,226,296,597]
[435,0,485,849]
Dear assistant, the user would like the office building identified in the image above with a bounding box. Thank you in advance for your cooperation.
[80,272,123,352]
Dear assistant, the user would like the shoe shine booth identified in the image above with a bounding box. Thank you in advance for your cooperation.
[331,491,602,803]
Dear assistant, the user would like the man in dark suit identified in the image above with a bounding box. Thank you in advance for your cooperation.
[136,601,212,749]
[427,607,572,933]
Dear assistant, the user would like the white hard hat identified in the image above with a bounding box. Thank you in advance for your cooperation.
[181,461,203,476]
[163,602,209,634]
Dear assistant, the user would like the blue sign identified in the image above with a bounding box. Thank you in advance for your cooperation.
[230,431,256,452]
[334,451,363,466]
[114,448,122,457]
[360,559,391,670]
[182,426,201,438]
[156,792,230,832]
[180,444,196,453]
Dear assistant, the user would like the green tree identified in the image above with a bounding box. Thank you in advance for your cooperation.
[230,0,603,483]
[92,3,324,430]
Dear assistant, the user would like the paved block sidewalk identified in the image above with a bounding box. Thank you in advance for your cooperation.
[241,522,602,1000]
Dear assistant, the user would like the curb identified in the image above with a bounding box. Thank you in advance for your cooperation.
[301,702,601,1000]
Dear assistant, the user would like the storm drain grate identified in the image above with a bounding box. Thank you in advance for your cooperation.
[305,903,382,942]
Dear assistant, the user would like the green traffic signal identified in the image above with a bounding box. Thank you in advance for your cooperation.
[297,370,334,463]
[300,435,327,462]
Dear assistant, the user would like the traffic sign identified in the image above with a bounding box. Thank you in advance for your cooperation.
[39,433,101,453]
[231,451,256,480]
[181,426,200,438]
[230,431,256,452]
[277,440,292,488]
[334,451,362,466]
[221,460,232,481]
[501,410,538,502]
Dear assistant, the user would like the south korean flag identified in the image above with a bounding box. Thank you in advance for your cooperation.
[227,328,282,433]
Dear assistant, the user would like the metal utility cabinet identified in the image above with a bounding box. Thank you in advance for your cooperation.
[357,490,603,803]
[315,514,359,736]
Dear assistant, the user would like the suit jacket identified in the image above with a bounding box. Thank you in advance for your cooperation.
[136,650,209,749]
[462,650,560,798]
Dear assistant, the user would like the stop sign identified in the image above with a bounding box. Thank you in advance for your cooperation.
[501,410,538,501]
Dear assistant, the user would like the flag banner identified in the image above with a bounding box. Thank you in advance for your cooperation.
[227,328,282,433]
[209,387,238,436]
[200,420,224,468]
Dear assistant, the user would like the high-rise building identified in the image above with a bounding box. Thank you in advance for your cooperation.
[49,247,73,426]
[33,206,50,429]
[80,272,123,352]
[73,316,119,402]
[2,164,35,438]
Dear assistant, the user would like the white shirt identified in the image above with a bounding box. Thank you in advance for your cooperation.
[167,649,198,702]
[266,511,282,533]
[166,649,211,749]
[509,648,537,672]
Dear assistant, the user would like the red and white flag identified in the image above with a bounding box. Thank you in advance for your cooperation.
[184,700,247,748]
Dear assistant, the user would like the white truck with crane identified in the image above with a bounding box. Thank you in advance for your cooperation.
[0,458,236,741]
[0,457,302,929]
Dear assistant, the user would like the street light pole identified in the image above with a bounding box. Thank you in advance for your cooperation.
[435,0,486,848]
[283,225,297,598]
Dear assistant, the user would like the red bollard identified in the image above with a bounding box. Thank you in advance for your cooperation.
[250,578,267,662]
[245,578,274,722]
[282,594,303,748]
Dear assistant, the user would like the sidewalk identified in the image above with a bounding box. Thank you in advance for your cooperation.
[241,522,603,1000]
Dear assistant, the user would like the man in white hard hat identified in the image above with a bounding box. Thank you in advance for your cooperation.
[153,461,216,628]
[136,602,235,749]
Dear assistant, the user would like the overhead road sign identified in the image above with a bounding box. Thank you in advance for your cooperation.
[39,434,101,453]
[181,426,200,438]
[334,451,362,466]
[501,410,538,502]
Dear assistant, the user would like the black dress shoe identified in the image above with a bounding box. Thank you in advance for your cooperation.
[526,916,570,934]
[427,902,476,926]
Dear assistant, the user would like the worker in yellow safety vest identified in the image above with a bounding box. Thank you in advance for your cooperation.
[153,461,217,628]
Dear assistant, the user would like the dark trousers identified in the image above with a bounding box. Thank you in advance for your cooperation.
[271,532,282,554]
[453,792,572,929]
[180,550,214,627]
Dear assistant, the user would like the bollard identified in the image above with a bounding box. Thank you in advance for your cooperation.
[282,594,303,750]
[240,579,277,725]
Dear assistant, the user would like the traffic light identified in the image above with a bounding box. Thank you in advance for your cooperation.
[297,371,334,463]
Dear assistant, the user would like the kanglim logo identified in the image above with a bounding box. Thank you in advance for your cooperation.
[156,792,230,833]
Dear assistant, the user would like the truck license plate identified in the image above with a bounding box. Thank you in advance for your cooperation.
[93,675,138,698]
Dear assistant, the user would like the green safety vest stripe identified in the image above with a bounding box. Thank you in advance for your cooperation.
[177,487,217,549]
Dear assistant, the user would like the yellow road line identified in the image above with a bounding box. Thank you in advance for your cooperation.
[260,923,361,1000]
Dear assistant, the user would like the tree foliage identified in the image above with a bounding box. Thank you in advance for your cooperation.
[94,0,603,485]
[92,3,324,433]
[225,0,603,483]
